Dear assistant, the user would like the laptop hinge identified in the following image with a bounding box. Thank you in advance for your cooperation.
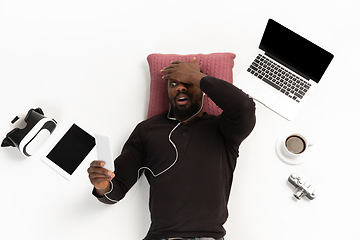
[265,52,310,80]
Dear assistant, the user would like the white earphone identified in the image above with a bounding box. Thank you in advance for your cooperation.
[138,92,206,179]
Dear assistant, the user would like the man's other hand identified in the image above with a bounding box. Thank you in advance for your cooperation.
[87,160,115,196]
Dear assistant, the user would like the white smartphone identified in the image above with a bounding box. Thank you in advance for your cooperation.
[95,134,115,172]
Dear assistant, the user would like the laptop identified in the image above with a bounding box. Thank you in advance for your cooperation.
[236,19,334,120]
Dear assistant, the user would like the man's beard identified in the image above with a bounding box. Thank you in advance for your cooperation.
[170,92,203,122]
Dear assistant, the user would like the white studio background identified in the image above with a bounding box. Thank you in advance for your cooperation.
[1,0,359,239]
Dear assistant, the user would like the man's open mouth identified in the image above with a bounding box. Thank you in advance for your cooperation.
[176,94,190,106]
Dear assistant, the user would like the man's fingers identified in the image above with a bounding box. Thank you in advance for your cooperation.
[161,67,176,80]
[90,160,105,167]
[88,166,114,176]
[171,58,196,65]
[161,64,178,72]
[88,170,115,178]
[161,60,186,72]
[88,161,114,177]
[88,160,115,191]
[90,172,114,181]
[88,168,115,188]
[171,60,183,64]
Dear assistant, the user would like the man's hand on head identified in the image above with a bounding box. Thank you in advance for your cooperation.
[161,57,207,88]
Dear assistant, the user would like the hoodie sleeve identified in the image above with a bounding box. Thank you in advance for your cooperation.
[200,76,256,155]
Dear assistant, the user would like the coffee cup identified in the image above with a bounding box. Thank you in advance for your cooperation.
[281,133,313,158]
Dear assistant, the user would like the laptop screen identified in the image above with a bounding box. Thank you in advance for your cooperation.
[259,19,334,83]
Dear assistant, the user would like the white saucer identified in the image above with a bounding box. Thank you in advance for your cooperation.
[275,133,312,165]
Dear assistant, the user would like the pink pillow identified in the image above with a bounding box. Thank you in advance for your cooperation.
[147,53,236,118]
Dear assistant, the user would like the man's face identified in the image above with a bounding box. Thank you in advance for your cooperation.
[167,80,203,121]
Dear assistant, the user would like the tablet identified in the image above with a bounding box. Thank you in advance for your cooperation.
[42,119,95,180]
[95,134,115,172]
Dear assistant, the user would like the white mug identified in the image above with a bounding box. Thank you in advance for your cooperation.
[281,133,313,158]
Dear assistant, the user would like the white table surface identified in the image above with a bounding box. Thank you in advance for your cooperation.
[1,0,359,239]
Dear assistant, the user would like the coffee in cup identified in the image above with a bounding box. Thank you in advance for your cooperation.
[277,131,313,164]
[285,135,306,154]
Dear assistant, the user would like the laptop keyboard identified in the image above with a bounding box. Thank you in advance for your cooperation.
[247,54,311,103]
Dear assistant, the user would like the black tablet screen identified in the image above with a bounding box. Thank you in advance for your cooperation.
[46,124,95,175]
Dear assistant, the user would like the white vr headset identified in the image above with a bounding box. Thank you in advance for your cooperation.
[1,108,57,157]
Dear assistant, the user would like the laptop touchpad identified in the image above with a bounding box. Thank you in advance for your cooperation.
[251,84,280,107]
